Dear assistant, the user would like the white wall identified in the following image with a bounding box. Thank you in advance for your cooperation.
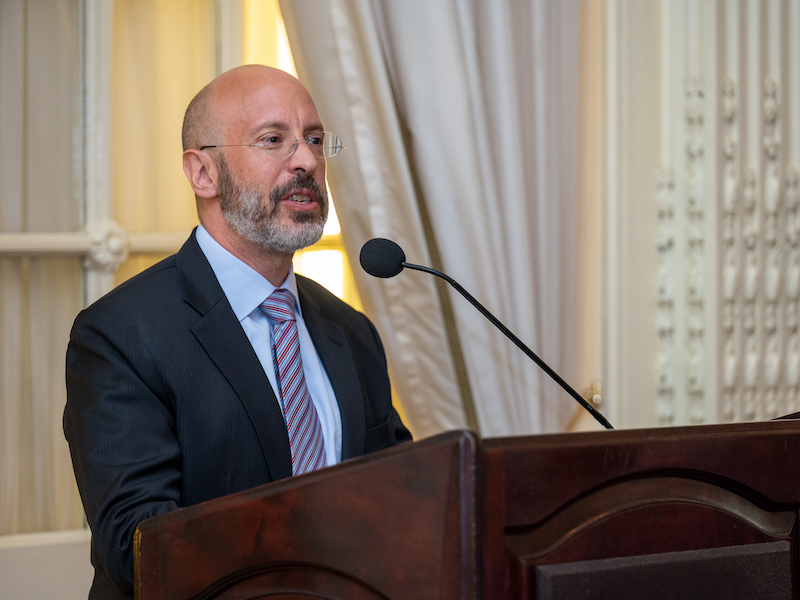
[0,530,93,599]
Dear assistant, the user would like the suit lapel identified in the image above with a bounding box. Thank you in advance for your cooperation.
[177,231,293,481]
[298,279,366,460]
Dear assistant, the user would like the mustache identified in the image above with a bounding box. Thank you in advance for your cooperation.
[270,174,327,207]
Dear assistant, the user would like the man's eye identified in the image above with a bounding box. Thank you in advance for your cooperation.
[261,133,285,146]
[306,134,324,146]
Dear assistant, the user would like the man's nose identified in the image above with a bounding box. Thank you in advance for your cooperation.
[287,138,320,173]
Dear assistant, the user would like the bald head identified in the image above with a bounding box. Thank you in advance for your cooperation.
[182,82,215,151]
[181,65,316,152]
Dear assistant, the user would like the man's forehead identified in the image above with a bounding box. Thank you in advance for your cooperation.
[213,74,322,136]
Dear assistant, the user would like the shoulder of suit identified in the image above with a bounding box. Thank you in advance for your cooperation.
[85,231,205,313]
[82,254,180,318]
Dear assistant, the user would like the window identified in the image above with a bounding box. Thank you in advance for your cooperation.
[0,0,359,538]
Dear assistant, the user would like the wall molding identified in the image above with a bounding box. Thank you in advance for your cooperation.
[685,75,707,424]
[656,167,676,424]
[0,228,187,262]
[720,77,739,421]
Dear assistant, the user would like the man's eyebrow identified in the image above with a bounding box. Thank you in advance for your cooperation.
[252,121,288,134]
[249,121,325,137]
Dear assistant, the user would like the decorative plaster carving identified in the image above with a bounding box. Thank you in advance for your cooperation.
[785,167,800,413]
[720,79,740,420]
[656,168,676,425]
[736,166,759,420]
[685,76,706,424]
[636,5,800,427]
[84,219,128,273]
[762,78,781,418]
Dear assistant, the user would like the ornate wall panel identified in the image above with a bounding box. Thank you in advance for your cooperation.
[608,0,800,428]
[714,0,800,422]
[650,0,800,425]
[650,0,717,427]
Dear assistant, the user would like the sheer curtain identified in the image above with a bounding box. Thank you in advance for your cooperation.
[282,0,585,436]
[0,0,85,534]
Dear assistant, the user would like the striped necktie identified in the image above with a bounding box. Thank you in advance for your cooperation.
[259,288,326,475]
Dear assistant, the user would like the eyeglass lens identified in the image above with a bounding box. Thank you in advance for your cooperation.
[271,132,342,158]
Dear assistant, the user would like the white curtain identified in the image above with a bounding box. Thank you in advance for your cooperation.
[0,0,85,534]
[281,0,585,436]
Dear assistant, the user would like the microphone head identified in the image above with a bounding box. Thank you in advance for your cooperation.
[360,238,406,278]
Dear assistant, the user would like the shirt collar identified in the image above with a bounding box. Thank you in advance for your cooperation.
[196,224,301,321]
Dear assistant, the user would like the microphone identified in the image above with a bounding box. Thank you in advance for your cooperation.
[359,238,406,278]
[359,238,614,430]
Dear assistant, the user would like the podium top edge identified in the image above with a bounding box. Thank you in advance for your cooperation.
[481,418,800,449]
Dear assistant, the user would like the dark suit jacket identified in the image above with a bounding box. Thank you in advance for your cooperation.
[64,230,410,599]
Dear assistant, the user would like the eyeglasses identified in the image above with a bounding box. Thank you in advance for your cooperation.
[200,131,345,159]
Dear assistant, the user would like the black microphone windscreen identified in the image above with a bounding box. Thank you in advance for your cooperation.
[360,238,406,278]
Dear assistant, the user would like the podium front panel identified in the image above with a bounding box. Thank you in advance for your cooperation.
[135,430,480,600]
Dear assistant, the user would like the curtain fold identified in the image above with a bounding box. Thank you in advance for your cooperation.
[282,0,585,436]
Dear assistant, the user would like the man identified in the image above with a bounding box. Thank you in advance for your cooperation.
[64,65,410,600]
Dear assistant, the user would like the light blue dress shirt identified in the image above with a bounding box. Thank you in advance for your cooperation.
[196,224,342,465]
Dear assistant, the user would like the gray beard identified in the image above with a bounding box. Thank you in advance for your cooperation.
[216,156,328,253]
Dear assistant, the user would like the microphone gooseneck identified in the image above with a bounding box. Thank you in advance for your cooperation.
[359,238,614,431]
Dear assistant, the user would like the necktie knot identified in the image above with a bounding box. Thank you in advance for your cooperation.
[260,288,296,324]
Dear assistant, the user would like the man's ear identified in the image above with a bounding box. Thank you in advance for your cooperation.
[182,149,219,199]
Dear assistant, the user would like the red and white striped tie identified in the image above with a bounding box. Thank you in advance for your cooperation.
[260,288,326,475]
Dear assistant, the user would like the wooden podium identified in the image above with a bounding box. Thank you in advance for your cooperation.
[135,419,800,599]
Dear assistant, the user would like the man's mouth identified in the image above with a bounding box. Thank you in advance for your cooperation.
[280,191,321,211]
[286,193,314,205]
[270,176,328,219]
